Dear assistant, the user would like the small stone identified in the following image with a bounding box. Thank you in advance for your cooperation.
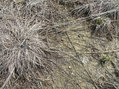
[71,72,74,75]
[68,66,72,69]
[82,57,89,64]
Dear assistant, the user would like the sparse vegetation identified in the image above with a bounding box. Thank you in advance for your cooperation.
[0,0,119,89]
[99,55,112,66]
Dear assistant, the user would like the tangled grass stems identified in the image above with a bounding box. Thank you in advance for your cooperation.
[0,14,56,88]
[1,0,119,89]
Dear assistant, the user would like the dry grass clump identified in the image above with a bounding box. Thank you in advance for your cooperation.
[0,21,47,73]
[0,1,64,89]
[69,0,119,41]
[0,17,53,89]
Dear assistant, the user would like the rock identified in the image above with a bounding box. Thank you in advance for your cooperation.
[81,57,89,65]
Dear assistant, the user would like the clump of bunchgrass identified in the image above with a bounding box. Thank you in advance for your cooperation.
[0,9,57,89]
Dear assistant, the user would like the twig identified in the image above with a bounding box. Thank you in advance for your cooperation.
[0,68,14,89]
